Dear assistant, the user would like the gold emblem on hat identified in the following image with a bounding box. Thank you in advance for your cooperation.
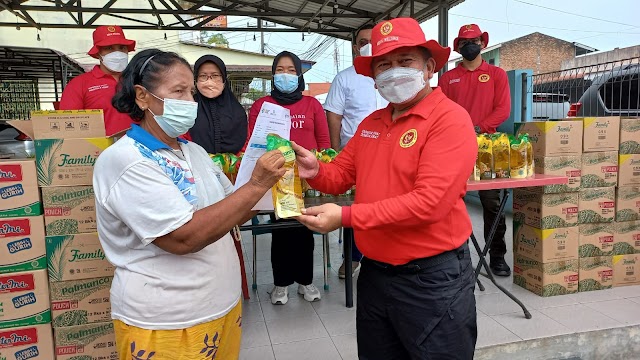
[465,24,473,30]
[478,74,490,83]
[399,129,418,148]
[380,22,393,36]
[107,26,116,32]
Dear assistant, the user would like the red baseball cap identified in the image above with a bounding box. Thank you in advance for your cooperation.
[354,18,450,78]
[87,25,136,59]
[453,24,489,52]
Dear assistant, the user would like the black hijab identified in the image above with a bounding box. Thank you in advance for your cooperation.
[270,51,306,105]
[191,55,248,154]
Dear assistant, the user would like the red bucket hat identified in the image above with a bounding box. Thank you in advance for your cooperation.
[453,24,489,52]
[87,25,136,59]
[354,18,450,78]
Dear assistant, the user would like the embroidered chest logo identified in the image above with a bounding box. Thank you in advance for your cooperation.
[478,74,490,83]
[399,129,418,148]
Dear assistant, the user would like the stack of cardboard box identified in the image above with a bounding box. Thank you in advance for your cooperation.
[11,110,119,359]
[613,117,640,287]
[575,117,619,292]
[514,117,640,297]
[513,121,582,297]
[0,159,56,359]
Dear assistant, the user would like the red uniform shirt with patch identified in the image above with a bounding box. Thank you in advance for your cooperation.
[308,88,477,265]
[59,65,134,136]
[245,96,331,151]
[438,61,511,134]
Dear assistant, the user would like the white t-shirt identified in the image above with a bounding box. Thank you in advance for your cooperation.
[324,66,388,148]
[93,124,241,330]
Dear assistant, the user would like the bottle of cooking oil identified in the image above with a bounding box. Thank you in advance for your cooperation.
[492,133,511,178]
[521,133,535,177]
[477,134,495,180]
[509,134,527,179]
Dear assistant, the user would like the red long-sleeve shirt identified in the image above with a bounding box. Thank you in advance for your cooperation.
[245,96,331,151]
[60,65,134,136]
[308,88,477,265]
[439,61,511,134]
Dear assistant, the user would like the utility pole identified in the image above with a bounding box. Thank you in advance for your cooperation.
[334,40,339,75]
[259,18,266,94]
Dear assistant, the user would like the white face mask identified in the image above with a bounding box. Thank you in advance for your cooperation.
[375,67,427,104]
[359,43,372,57]
[101,51,129,73]
[148,92,198,138]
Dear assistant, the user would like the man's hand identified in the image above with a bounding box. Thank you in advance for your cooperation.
[249,150,286,191]
[291,141,320,179]
[296,204,342,233]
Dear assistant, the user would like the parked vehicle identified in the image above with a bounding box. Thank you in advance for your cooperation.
[532,93,571,120]
[570,64,640,117]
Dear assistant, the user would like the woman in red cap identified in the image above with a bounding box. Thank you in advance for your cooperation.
[439,24,512,278]
[59,25,136,136]
[294,17,478,360]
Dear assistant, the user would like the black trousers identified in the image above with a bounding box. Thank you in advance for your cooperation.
[356,243,477,360]
[270,217,315,287]
[479,189,507,258]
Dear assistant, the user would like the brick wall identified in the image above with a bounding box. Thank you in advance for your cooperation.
[499,32,576,74]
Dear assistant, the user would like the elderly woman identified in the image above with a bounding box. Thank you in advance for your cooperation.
[188,55,247,154]
[94,49,285,360]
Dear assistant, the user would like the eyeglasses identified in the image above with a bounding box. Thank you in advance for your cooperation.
[197,74,224,83]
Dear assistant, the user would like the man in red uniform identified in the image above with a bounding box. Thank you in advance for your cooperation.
[439,24,512,277]
[294,18,478,360]
[60,25,136,136]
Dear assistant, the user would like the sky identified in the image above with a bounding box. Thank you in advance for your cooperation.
[226,0,640,84]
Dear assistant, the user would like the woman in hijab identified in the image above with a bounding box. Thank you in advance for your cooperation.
[189,55,247,154]
[247,51,331,306]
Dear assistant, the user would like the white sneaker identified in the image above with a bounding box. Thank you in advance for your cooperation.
[298,284,321,302]
[270,286,289,305]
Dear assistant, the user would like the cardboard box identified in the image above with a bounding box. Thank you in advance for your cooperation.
[579,256,613,291]
[581,151,618,188]
[0,216,46,274]
[612,254,640,287]
[579,223,615,257]
[525,155,581,193]
[614,220,640,255]
[54,321,117,360]
[0,159,42,218]
[618,154,640,187]
[46,233,114,282]
[0,324,55,360]
[573,116,620,152]
[515,121,583,157]
[616,186,640,222]
[50,277,112,327]
[513,190,579,229]
[41,186,96,236]
[513,223,578,262]
[578,187,616,224]
[35,137,114,187]
[513,254,579,297]
[0,270,51,329]
[9,110,107,140]
[619,117,640,154]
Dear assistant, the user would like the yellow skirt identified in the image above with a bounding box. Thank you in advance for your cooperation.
[114,301,242,360]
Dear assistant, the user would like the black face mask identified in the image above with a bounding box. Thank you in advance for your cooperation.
[460,43,481,61]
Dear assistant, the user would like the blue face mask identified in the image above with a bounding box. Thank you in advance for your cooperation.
[148,92,198,138]
[274,73,300,94]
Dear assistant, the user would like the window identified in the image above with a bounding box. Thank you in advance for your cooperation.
[599,73,639,111]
